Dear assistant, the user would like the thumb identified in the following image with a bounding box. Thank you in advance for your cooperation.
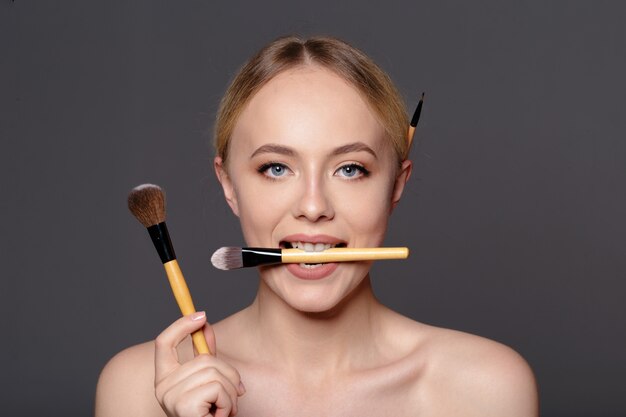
[155,311,209,382]
[203,321,217,356]
[188,321,216,357]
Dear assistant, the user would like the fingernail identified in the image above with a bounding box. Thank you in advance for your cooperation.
[190,311,206,321]
[238,381,246,395]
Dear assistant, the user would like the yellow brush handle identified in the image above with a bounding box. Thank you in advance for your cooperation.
[163,260,212,355]
[407,125,416,147]
[281,247,409,263]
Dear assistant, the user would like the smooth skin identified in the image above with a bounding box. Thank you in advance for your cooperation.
[96,66,538,417]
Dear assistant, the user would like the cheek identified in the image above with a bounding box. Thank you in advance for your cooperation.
[234,181,290,246]
[336,179,394,243]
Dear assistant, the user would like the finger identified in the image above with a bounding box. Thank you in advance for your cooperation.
[193,355,244,396]
[155,312,207,382]
[171,381,235,417]
[157,354,244,399]
[202,381,236,417]
[204,322,217,356]
[161,365,240,414]
[210,359,244,396]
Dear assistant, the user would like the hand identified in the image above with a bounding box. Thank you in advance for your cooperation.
[154,312,245,417]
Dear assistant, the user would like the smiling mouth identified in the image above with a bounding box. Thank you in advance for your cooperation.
[280,241,347,250]
[279,241,348,267]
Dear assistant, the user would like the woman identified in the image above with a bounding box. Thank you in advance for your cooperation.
[96,36,538,417]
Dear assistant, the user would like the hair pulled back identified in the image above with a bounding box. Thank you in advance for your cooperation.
[214,36,409,164]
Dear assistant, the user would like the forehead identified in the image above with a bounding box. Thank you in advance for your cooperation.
[230,66,390,158]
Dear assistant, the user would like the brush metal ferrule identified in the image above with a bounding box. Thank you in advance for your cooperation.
[147,222,176,263]
[242,247,282,267]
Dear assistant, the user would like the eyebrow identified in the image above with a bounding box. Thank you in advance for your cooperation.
[250,141,377,159]
[250,144,295,159]
[331,142,377,159]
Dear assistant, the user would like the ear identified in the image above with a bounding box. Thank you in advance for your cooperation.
[390,159,412,211]
[214,156,240,217]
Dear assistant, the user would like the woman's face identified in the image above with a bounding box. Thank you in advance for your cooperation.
[215,65,411,313]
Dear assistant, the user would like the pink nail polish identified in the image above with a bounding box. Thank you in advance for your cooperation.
[191,311,206,321]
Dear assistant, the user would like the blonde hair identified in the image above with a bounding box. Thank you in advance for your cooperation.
[214,36,409,164]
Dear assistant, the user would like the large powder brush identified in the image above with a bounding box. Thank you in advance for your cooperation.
[128,184,211,355]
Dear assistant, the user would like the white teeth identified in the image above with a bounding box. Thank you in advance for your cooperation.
[290,241,335,252]
[299,263,323,269]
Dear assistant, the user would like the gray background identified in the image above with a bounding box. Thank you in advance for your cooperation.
[1,1,625,416]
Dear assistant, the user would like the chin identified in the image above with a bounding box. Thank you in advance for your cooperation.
[267,281,343,313]
[285,294,345,314]
[263,264,370,314]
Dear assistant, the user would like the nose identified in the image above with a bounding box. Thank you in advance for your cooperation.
[292,176,335,222]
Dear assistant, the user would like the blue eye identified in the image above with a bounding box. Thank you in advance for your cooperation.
[258,162,289,178]
[270,165,285,176]
[336,164,369,179]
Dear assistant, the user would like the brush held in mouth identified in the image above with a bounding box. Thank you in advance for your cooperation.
[210,247,409,270]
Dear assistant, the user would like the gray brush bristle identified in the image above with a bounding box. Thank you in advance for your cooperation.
[211,247,243,270]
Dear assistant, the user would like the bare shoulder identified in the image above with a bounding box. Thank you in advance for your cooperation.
[95,341,165,417]
[420,325,538,417]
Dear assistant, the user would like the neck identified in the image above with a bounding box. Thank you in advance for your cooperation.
[247,275,385,377]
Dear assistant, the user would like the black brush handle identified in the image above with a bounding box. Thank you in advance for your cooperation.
[410,93,424,127]
[242,248,282,267]
[147,222,176,263]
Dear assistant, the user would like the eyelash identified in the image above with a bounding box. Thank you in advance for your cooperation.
[257,162,290,180]
[257,162,370,180]
[335,163,370,179]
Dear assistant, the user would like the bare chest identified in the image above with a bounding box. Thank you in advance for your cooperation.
[233,365,424,417]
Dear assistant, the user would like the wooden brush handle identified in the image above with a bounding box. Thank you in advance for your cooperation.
[281,247,409,263]
[163,260,212,355]
[407,125,416,147]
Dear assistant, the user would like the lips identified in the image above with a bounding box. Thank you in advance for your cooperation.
[286,262,339,280]
[278,234,347,280]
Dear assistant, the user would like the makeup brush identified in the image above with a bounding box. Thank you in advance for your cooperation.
[407,92,425,147]
[128,184,211,355]
[211,247,409,270]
